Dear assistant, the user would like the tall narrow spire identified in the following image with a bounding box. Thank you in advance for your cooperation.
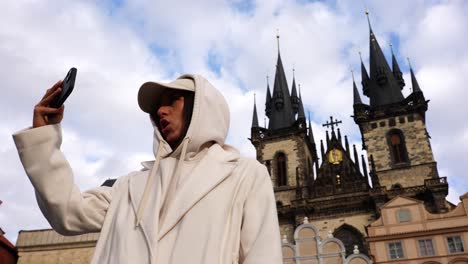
[365,10,372,33]
[265,75,272,118]
[320,140,325,161]
[251,93,259,128]
[353,144,359,166]
[297,85,305,120]
[337,128,342,143]
[408,58,422,93]
[360,52,370,97]
[276,29,280,55]
[344,135,350,156]
[307,112,318,158]
[269,33,295,130]
[352,69,363,105]
[291,68,299,114]
[390,43,405,89]
[366,11,404,107]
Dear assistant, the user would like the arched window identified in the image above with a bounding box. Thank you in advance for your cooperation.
[333,224,367,256]
[276,152,287,186]
[388,129,409,164]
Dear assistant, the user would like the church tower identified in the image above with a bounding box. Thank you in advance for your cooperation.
[353,13,448,212]
[250,34,317,200]
[251,35,376,256]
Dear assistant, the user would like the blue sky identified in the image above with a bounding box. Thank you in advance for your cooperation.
[1,0,468,243]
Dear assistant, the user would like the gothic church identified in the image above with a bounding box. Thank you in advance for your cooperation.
[249,17,450,256]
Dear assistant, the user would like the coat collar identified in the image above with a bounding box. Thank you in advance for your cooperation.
[129,144,238,243]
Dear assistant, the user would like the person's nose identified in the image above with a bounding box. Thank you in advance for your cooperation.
[157,105,170,119]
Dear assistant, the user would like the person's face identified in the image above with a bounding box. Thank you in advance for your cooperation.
[156,90,186,148]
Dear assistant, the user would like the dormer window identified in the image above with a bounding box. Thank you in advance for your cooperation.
[397,209,411,223]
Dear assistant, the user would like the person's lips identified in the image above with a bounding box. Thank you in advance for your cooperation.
[160,119,170,134]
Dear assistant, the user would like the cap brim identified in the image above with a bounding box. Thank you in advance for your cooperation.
[138,77,195,113]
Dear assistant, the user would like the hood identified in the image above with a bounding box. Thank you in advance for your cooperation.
[148,74,231,160]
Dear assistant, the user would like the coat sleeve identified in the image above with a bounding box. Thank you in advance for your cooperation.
[13,124,113,235]
[239,162,283,264]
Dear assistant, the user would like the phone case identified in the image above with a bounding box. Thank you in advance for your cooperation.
[50,67,77,108]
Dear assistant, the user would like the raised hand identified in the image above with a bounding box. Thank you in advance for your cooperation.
[33,80,65,128]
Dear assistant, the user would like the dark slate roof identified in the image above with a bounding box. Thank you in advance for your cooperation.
[367,26,404,107]
[410,66,422,93]
[360,58,370,97]
[391,48,405,88]
[265,82,272,118]
[353,78,363,105]
[297,90,305,120]
[291,75,299,114]
[308,113,316,145]
[268,53,295,130]
[251,95,259,128]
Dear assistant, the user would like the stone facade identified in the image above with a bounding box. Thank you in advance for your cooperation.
[259,134,314,189]
[16,229,98,264]
[361,113,436,189]
[367,194,468,263]
[282,219,372,264]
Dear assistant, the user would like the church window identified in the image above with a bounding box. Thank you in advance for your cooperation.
[447,235,465,253]
[399,117,406,124]
[388,129,409,164]
[387,241,404,259]
[397,209,411,223]
[334,224,367,256]
[371,123,377,129]
[379,121,386,127]
[276,153,287,186]
[418,239,435,256]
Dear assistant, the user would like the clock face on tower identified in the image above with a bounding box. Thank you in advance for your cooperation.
[328,148,343,165]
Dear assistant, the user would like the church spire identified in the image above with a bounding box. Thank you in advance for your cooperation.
[366,11,404,107]
[390,43,405,89]
[297,85,305,121]
[251,93,259,128]
[408,58,423,93]
[308,112,316,144]
[360,52,370,97]
[265,76,272,118]
[269,32,295,130]
[291,68,299,114]
[352,70,363,105]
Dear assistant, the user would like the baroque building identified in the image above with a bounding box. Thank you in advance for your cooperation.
[250,16,450,258]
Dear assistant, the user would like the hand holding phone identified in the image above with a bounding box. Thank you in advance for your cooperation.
[32,68,77,128]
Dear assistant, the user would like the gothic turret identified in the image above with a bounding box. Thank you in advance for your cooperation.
[251,94,259,128]
[291,70,299,115]
[265,76,272,118]
[268,35,295,130]
[366,12,404,107]
[391,44,405,89]
[360,52,370,97]
[297,86,305,121]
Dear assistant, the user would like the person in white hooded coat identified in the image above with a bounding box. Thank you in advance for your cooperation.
[13,74,283,263]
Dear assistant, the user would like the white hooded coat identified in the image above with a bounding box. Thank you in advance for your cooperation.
[13,74,283,263]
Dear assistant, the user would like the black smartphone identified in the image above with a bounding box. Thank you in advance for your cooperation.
[50,67,77,108]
